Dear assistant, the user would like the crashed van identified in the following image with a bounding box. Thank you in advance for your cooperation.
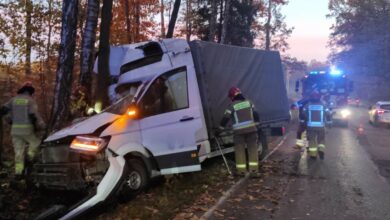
[34,39,290,219]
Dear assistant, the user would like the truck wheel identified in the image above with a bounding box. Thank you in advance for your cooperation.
[118,159,150,202]
[259,134,268,160]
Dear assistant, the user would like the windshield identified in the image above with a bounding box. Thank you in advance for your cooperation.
[103,82,141,115]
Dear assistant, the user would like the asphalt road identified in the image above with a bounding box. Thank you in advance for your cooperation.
[275,106,390,220]
[210,106,390,220]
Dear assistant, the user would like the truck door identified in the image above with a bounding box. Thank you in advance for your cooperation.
[138,67,204,175]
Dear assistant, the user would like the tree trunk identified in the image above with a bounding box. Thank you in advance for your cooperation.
[0,117,3,165]
[95,0,113,112]
[265,0,272,50]
[79,0,100,93]
[135,0,140,41]
[220,0,231,44]
[42,0,53,121]
[124,0,132,43]
[166,0,181,38]
[78,1,86,58]
[208,0,217,41]
[217,0,223,43]
[49,0,79,131]
[25,0,32,75]
[46,0,53,69]
[160,0,165,38]
[186,0,192,41]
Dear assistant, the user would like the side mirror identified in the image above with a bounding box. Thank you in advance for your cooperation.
[295,80,300,93]
[126,104,141,119]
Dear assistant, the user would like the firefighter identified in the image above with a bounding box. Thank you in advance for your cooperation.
[1,82,45,180]
[303,90,327,159]
[295,97,310,148]
[219,87,260,177]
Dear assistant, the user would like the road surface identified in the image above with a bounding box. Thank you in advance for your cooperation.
[210,106,390,220]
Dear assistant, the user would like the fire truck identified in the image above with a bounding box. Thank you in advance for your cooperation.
[295,68,354,126]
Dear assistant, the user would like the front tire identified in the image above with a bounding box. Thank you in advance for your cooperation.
[117,159,150,202]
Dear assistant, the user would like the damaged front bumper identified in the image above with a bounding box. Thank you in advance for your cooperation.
[34,143,109,191]
[34,142,129,219]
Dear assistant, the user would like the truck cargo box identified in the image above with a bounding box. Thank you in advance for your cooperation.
[190,41,290,132]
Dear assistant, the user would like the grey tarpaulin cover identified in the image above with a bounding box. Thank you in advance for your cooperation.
[189,40,290,132]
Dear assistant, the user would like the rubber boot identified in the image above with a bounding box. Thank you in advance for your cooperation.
[308,148,318,159]
[318,151,325,160]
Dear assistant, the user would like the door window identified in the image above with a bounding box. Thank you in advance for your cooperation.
[140,68,189,117]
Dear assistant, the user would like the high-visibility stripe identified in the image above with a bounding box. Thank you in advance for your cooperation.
[296,139,304,147]
[249,162,258,166]
[233,101,251,111]
[12,124,32,128]
[308,148,318,152]
[236,164,246,168]
[15,163,24,174]
[233,121,257,130]
[14,98,28,105]
[224,109,232,114]
[318,144,325,150]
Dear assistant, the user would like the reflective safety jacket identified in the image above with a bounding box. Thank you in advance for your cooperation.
[2,94,44,135]
[303,100,326,128]
[220,98,259,134]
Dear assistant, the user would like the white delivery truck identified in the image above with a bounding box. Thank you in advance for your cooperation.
[34,39,290,219]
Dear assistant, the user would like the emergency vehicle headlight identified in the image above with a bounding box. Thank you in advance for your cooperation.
[340,109,351,118]
[70,136,107,152]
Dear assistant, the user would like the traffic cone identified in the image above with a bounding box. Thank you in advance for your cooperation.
[357,124,364,136]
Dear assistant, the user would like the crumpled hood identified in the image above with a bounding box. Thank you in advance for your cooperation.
[45,112,121,142]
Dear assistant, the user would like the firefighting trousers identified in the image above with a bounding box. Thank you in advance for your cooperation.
[233,132,259,173]
[12,134,41,175]
[296,122,307,139]
[296,122,307,147]
[307,128,325,157]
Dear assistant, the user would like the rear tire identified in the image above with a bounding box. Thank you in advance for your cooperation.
[117,159,150,202]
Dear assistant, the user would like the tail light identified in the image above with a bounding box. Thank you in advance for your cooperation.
[377,109,385,114]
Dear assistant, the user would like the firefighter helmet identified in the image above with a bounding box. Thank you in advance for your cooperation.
[17,81,35,95]
[228,87,241,100]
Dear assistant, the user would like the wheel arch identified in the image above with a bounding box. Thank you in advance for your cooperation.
[114,143,160,177]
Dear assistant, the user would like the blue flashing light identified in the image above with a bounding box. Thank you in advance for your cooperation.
[309,71,319,75]
[330,67,343,76]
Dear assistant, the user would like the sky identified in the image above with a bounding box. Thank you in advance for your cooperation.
[282,0,334,62]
